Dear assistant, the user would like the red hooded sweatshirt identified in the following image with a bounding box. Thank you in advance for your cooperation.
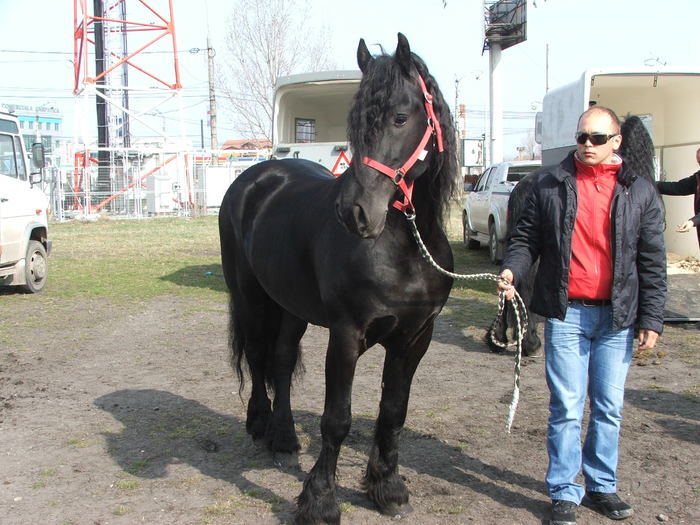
[568,155,621,300]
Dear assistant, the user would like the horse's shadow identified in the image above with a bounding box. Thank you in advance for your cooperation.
[95,389,547,522]
[625,388,700,444]
[159,264,227,293]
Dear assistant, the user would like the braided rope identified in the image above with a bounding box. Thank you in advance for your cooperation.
[405,214,528,432]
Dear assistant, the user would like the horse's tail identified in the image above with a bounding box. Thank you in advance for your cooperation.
[228,295,247,394]
[219,191,247,394]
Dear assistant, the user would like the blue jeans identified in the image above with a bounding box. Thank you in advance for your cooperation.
[544,302,633,503]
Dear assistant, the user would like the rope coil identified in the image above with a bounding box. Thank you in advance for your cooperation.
[405,214,529,432]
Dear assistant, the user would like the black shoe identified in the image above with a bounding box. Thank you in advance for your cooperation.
[584,491,634,520]
[550,499,577,525]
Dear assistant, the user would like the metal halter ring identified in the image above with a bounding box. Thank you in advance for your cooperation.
[392,170,405,184]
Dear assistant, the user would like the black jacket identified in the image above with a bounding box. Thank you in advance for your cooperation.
[502,152,666,334]
[657,170,700,248]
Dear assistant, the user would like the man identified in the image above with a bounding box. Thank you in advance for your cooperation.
[498,107,667,525]
[656,146,700,247]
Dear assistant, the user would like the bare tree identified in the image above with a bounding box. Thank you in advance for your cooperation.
[220,0,336,141]
[520,130,541,160]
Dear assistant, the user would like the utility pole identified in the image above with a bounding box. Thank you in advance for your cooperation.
[207,37,218,155]
[203,0,218,160]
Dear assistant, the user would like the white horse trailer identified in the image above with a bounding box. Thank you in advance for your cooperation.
[272,70,361,174]
[535,68,700,258]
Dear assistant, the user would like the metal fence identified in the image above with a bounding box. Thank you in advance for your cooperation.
[43,148,268,220]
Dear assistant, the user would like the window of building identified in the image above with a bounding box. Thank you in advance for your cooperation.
[54,122,59,131]
[295,118,316,143]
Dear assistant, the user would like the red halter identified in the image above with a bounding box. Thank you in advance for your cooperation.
[361,73,444,215]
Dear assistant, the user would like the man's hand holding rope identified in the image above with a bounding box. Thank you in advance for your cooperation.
[497,269,515,301]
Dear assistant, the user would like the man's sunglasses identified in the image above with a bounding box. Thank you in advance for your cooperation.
[575,132,618,146]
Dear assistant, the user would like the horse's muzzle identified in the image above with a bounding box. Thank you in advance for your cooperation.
[335,200,384,239]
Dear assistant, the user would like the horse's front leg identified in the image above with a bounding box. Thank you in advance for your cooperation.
[364,321,434,517]
[296,328,360,525]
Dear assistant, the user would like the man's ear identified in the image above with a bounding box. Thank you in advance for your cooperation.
[612,133,623,151]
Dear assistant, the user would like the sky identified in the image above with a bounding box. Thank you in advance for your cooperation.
[1,0,699,158]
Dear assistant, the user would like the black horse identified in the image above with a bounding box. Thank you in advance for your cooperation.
[218,33,457,524]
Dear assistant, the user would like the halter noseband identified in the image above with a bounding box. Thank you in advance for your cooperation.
[362,73,444,216]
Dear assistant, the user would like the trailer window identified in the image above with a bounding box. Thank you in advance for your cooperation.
[295,118,316,143]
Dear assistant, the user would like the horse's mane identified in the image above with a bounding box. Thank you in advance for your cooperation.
[619,115,656,184]
[347,51,457,228]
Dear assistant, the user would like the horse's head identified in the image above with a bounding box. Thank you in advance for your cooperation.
[335,33,454,239]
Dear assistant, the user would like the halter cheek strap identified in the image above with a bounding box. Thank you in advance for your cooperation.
[361,73,444,215]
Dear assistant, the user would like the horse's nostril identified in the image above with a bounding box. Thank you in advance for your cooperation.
[352,204,368,233]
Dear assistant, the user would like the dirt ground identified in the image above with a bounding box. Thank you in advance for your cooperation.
[1,256,699,524]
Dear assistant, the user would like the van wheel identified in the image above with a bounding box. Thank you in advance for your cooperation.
[463,213,480,249]
[22,240,48,293]
[488,223,503,265]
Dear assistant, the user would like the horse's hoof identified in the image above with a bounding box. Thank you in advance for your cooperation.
[273,450,300,470]
[378,502,413,518]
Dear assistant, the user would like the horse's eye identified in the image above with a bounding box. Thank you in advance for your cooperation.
[394,114,408,127]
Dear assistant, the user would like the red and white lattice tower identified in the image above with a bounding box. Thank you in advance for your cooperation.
[72,0,190,214]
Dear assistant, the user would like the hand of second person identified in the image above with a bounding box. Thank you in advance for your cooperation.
[676,220,695,233]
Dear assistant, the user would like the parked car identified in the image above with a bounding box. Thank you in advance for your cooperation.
[462,160,540,264]
[0,111,49,292]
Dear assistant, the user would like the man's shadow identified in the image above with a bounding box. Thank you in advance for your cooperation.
[96,389,548,522]
[626,388,699,444]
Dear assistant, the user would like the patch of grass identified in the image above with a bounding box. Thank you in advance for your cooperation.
[114,479,140,490]
[429,504,465,515]
[46,216,226,303]
[31,481,47,489]
[40,468,57,477]
[125,459,149,475]
[681,391,700,403]
[112,505,131,516]
[66,437,89,448]
[339,501,354,513]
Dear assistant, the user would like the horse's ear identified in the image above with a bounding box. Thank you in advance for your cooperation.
[357,39,372,73]
[395,32,412,76]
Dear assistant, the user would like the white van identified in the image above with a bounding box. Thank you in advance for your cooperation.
[0,111,49,292]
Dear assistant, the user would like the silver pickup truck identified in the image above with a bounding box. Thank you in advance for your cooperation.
[462,160,540,264]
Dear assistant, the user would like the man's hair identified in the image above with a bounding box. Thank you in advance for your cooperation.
[578,106,621,134]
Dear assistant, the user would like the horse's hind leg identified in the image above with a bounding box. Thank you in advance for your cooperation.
[235,296,274,441]
[364,322,434,517]
[266,311,307,457]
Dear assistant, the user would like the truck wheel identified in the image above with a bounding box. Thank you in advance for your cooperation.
[488,223,503,265]
[463,213,480,249]
[22,240,48,293]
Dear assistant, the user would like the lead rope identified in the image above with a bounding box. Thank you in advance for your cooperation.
[405,213,528,433]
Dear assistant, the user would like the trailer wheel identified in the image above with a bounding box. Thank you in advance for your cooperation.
[22,240,48,293]
[463,212,480,249]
